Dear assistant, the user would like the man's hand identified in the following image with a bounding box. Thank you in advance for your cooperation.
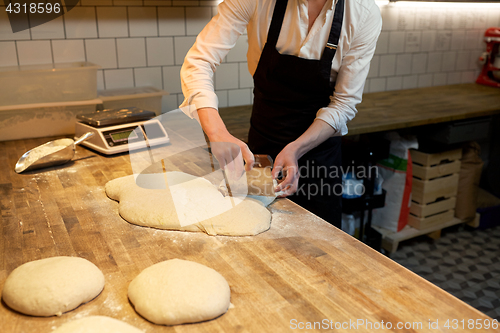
[209,135,254,180]
[197,107,255,179]
[272,119,338,198]
[272,143,300,198]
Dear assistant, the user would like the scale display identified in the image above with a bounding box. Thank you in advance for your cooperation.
[110,129,138,143]
[74,108,170,155]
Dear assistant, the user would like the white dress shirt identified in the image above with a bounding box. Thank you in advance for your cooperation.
[180,0,382,136]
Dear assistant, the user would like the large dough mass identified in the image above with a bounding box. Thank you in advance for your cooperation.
[2,256,105,316]
[128,259,231,325]
[105,172,272,236]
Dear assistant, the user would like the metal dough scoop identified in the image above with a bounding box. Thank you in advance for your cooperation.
[15,132,94,173]
[219,154,276,197]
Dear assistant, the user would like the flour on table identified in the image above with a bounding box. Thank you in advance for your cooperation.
[128,259,231,325]
[1,256,105,317]
[52,316,143,333]
[105,171,274,236]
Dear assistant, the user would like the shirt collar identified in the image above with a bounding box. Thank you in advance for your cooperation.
[297,0,337,11]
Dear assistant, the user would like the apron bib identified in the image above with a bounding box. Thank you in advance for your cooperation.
[248,0,345,227]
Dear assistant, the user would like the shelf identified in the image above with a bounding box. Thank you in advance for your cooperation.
[372,216,471,254]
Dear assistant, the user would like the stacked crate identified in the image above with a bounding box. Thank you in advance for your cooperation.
[408,149,462,229]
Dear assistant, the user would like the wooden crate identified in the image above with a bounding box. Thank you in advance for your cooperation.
[412,173,459,204]
[412,160,461,180]
[410,148,462,166]
[410,197,456,217]
[408,209,455,230]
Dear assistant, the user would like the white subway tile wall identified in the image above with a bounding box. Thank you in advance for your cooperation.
[134,66,163,89]
[104,68,134,89]
[97,69,105,90]
[173,35,196,65]
[401,75,416,89]
[0,10,30,40]
[85,38,118,69]
[239,62,253,89]
[370,77,387,93]
[216,90,228,108]
[52,39,86,63]
[396,54,412,76]
[96,7,129,38]
[158,7,185,36]
[30,15,65,40]
[129,7,158,37]
[0,2,499,112]
[367,55,379,78]
[117,38,147,67]
[228,88,252,107]
[386,76,403,91]
[412,53,427,74]
[146,37,175,66]
[185,7,212,35]
[0,41,18,66]
[162,65,182,94]
[16,40,53,65]
[380,54,397,76]
[63,7,98,39]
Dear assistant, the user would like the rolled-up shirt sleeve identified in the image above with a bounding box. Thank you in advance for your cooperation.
[180,0,255,117]
[316,3,382,136]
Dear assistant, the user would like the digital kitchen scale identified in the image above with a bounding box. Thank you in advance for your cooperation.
[74,107,170,155]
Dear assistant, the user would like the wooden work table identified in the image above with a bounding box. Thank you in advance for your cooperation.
[1,110,498,332]
[219,83,500,141]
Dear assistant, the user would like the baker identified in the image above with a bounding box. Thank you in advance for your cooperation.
[180,0,382,227]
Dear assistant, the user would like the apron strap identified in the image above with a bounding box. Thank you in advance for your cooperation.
[266,0,288,47]
[320,0,345,80]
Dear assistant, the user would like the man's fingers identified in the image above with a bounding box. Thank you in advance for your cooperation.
[275,177,291,192]
[277,181,297,198]
[276,171,299,197]
[224,158,236,177]
[225,152,246,181]
[211,141,246,179]
[275,169,297,192]
[272,163,283,179]
[232,150,245,179]
[241,145,255,172]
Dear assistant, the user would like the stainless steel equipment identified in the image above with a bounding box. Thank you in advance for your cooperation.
[15,132,94,173]
[74,108,170,155]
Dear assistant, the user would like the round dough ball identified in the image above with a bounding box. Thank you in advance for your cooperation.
[128,259,231,325]
[2,256,105,316]
[53,316,143,333]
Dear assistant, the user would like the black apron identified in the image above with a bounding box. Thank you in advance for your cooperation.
[248,0,344,227]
